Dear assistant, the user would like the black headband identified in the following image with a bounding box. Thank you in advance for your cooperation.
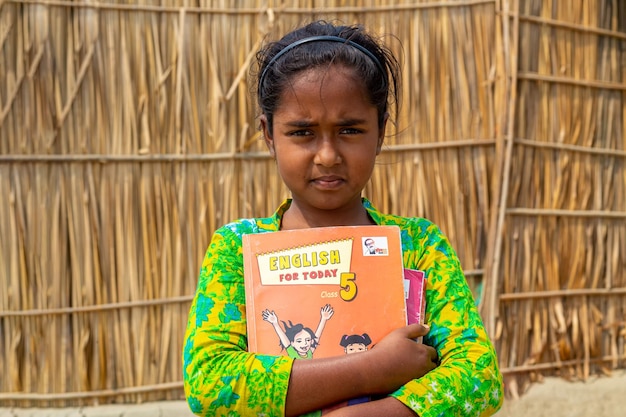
[258,35,387,92]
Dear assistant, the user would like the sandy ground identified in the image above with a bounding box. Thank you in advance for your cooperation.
[497,369,626,417]
[1,370,625,416]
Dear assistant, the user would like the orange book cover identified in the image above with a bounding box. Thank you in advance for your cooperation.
[243,225,425,360]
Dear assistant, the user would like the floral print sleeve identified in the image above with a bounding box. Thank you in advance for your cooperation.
[183,221,294,417]
[366,202,504,417]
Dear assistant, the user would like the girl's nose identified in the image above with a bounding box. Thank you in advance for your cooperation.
[313,137,342,167]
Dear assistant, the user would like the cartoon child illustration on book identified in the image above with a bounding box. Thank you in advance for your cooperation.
[340,333,373,405]
[262,304,334,359]
[339,333,372,354]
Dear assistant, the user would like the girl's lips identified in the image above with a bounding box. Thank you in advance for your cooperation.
[311,176,344,189]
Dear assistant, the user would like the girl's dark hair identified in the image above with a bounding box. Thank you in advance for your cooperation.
[255,20,401,136]
[339,333,372,347]
[282,321,318,349]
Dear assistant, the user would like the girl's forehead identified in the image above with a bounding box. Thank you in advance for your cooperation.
[293,64,356,80]
[274,65,375,118]
[287,65,365,93]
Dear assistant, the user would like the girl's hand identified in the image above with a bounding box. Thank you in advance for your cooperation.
[363,324,438,394]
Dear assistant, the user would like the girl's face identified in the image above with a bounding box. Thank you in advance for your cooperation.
[291,329,313,356]
[262,65,387,228]
[345,343,367,354]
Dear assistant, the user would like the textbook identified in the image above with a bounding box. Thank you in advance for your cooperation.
[404,267,427,342]
[243,225,427,360]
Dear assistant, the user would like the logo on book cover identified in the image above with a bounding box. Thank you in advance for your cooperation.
[256,238,354,286]
[362,237,389,256]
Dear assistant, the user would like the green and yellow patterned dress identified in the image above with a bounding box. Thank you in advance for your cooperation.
[183,198,504,417]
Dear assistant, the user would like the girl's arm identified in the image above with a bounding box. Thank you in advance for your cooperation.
[323,396,416,417]
[388,220,504,417]
[285,323,435,417]
[184,227,294,417]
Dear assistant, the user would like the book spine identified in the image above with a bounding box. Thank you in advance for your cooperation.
[243,235,258,352]
[404,268,427,343]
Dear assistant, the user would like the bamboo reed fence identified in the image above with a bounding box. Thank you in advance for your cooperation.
[0,0,624,407]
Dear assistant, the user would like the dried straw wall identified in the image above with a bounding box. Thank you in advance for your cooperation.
[0,0,624,407]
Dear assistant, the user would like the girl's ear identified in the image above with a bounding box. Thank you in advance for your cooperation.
[260,114,275,157]
[376,112,389,155]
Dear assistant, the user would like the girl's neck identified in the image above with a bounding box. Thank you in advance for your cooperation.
[280,201,376,230]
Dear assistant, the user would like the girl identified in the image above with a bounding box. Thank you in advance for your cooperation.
[183,20,504,417]
[262,305,335,359]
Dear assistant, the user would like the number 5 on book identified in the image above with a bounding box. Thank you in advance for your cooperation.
[340,272,357,301]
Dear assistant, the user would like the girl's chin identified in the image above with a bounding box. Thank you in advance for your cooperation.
[294,194,360,210]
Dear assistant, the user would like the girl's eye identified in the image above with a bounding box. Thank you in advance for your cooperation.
[287,129,312,137]
[339,127,362,135]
